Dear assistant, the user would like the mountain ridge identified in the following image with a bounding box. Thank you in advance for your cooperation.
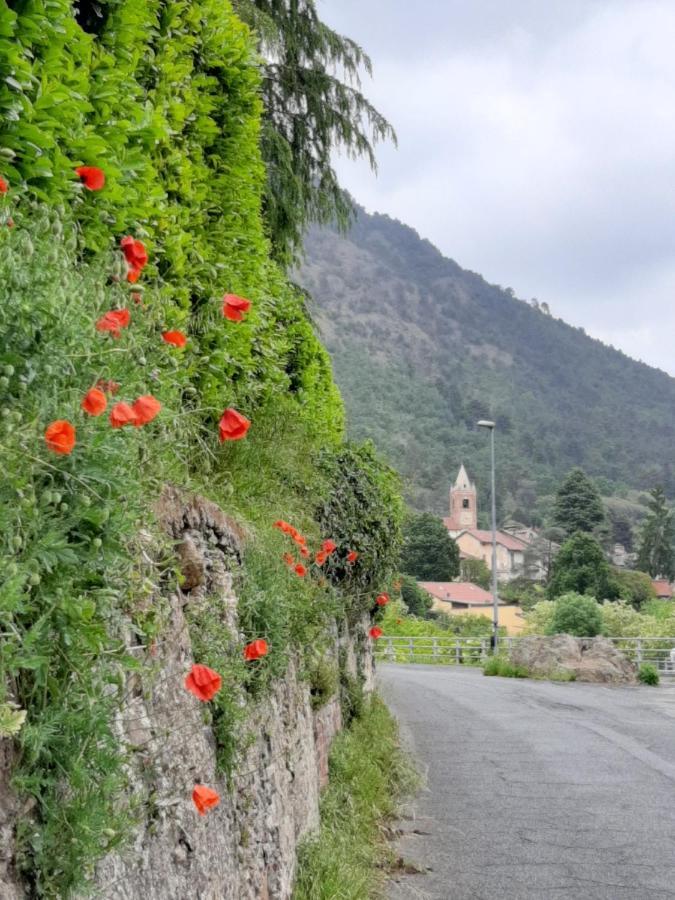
[298,207,675,522]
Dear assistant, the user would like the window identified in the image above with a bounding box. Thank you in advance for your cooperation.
[462,498,470,509]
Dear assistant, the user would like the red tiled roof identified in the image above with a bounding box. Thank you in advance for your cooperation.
[418,581,497,606]
[459,529,529,552]
[652,580,673,598]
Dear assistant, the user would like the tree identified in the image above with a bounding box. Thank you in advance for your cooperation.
[547,533,618,600]
[548,592,603,637]
[400,575,433,617]
[233,0,396,263]
[636,487,675,579]
[400,512,460,581]
[553,468,605,536]
[612,569,657,610]
[460,558,491,589]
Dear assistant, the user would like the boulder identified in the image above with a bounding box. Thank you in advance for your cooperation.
[510,635,636,684]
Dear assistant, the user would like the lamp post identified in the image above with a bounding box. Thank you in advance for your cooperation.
[477,420,498,652]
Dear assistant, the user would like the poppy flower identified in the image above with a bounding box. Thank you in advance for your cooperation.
[132,395,161,426]
[315,550,328,566]
[44,420,76,455]
[369,626,383,640]
[184,664,222,702]
[244,639,268,661]
[282,552,295,566]
[127,266,141,284]
[274,520,292,533]
[295,563,307,577]
[192,785,220,816]
[162,330,187,348]
[299,545,310,559]
[0,177,8,194]
[292,533,306,546]
[109,402,138,428]
[222,294,251,322]
[322,539,337,555]
[346,550,358,564]
[120,236,148,270]
[95,379,120,395]
[218,408,250,442]
[75,166,105,191]
[376,593,390,607]
[81,388,107,417]
[96,308,130,339]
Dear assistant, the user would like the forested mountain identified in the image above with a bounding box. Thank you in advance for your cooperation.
[299,208,675,522]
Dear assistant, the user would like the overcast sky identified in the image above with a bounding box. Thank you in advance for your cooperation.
[319,0,675,376]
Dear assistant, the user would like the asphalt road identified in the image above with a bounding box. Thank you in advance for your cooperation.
[379,664,675,900]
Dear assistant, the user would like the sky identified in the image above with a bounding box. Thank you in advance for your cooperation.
[319,0,675,376]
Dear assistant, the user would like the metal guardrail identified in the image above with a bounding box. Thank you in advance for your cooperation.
[375,635,675,676]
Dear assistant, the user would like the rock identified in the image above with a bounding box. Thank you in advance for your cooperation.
[510,635,636,684]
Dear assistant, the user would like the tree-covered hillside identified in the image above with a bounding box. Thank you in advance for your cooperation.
[299,209,675,521]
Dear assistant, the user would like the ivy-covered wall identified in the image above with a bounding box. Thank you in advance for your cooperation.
[0,1,402,896]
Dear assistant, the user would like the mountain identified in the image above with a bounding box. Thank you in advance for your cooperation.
[298,208,675,524]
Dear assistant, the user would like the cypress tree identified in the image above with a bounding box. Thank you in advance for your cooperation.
[553,468,605,536]
[636,487,675,579]
[233,0,396,264]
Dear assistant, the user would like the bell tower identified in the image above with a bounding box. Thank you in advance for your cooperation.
[447,464,477,533]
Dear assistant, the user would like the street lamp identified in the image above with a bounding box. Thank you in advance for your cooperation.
[477,420,499,652]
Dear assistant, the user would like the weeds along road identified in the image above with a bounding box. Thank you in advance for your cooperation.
[379,663,675,900]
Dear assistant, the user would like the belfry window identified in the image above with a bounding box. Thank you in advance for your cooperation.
[463,498,470,509]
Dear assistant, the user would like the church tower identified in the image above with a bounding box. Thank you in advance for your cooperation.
[446,464,477,533]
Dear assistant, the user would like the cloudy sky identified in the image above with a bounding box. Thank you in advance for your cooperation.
[320,0,675,375]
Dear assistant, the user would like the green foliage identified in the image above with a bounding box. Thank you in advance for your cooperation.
[528,597,675,638]
[293,695,418,900]
[638,663,659,686]
[483,657,528,678]
[460,557,491,589]
[380,602,496,638]
[308,656,339,710]
[400,512,459,581]
[553,468,605,536]
[548,532,617,601]
[548,592,603,637]
[299,209,675,515]
[316,441,404,611]
[636,487,675,579]
[400,575,433,617]
[613,568,657,610]
[499,577,546,611]
[233,0,395,264]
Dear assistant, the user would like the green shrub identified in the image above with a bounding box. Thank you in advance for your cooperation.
[483,657,528,678]
[548,592,603,637]
[400,575,433,617]
[638,663,659,686]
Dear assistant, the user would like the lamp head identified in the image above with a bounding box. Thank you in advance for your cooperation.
[477,420,496,429]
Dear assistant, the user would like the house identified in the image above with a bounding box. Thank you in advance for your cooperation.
[418,581,526,635]
[443,466,530,581]
[652,580,673,600]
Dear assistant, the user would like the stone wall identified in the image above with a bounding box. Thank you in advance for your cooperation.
[1,488,373,899]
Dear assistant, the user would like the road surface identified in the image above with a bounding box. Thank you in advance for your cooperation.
[379,664,675,900]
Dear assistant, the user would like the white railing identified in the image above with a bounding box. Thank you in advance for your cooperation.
[375,635,675,675]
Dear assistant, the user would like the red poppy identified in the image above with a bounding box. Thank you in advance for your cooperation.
[346,550,358,564]
[127,266,141,284]
[322,539,337,555]
[369,626,383,640]
[132,395,161,426]
[218,408,250,442]
[282,552,295,566]
[315,550,328,566]
[75,166,105,191]
[292,533,306,546]
[162,330,187,348]
[295,563,307,577]
[0,177,8,194]
[299,545,310,559]
[109,402,138,428]
[44,420,76,455]
[376,593,390,607]
[222,294,251,322]
[81,388,107,417]
[95,379,120,395]
[274,520,292,533]
[184,664,222,702]
[96,308,130,339]
[120,236,148,270]
[244,639,269,661]
[192,785,220,816]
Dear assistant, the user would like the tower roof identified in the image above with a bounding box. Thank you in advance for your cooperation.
[454,464,474,490]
